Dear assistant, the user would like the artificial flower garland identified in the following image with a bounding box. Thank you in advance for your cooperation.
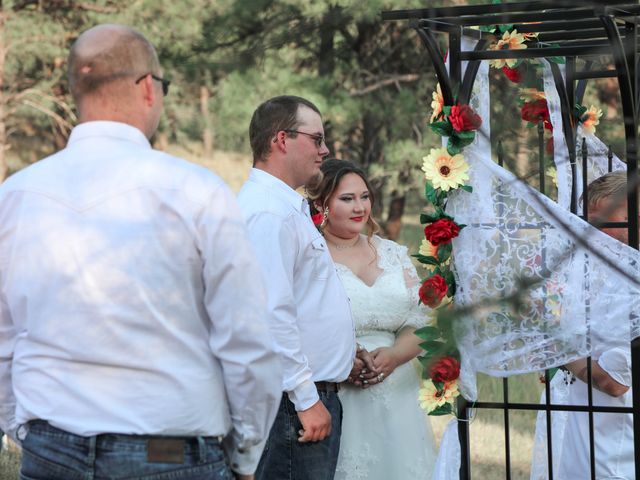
[415,91,480,416]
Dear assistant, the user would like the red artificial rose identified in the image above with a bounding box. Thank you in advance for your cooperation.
[429,356,461,383]
[502,65,523,83]
[521,99,550,125]
[311,212,324,226]
[545,136,554,155]
[419,275,448,308]
[448,104,482,132]
[424,219,460,246]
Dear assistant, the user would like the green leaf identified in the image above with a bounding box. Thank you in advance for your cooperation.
[458,223,467,230]
[447,134,474,155]
[421,340,447,355]
[424,181,440,205]
[437,242,452,262]
[548,56,566,64]
[456,130,476,140]
[414,325,441,341]
[433,380,445,390]
[429,120,453,137]
[429,403,454,416]
[420,213,441,224]
[460,185,473,193]
[498,24,514,33]
[418,356,435,372]
[446,139,462,156]
[413,254,440,266]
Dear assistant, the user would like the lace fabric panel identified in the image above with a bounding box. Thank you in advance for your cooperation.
[335,237,430,335]
[544,62,626,212]
[448,43,640,401]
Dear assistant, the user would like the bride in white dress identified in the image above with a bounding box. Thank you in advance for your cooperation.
[307,159,437,480]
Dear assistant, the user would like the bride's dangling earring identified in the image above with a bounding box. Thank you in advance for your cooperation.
[320,207,329,230]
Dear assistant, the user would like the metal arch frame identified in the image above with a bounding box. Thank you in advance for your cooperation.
[383,2,640,479]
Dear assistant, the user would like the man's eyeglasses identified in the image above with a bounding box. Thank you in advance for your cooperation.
[283,129,326,149]
[135,73,171,97]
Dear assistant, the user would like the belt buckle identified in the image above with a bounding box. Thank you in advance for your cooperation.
[147,438,185,464]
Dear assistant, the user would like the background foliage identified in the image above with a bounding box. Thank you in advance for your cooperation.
[1,0,626,239]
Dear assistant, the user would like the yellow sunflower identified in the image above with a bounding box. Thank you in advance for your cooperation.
[430,84,445,122]
[489,29,527,68]
[581,105,603,134]
[519,88,546,103]
[422,147,470,191]
[418,379,460,413]
[545,167,558,187]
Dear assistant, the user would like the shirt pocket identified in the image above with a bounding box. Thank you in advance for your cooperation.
[307,237,332,280]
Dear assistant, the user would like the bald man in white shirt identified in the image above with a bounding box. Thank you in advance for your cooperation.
[238,96,356,480]
[0,24,281,480]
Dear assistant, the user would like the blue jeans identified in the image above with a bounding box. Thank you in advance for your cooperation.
[20,421,234,480]
[256,391,342,480]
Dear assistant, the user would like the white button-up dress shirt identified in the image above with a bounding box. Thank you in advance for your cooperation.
[238,168,355,411]
[0,121,281,474]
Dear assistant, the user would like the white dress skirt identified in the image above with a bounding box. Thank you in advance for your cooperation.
[334,237,437,480]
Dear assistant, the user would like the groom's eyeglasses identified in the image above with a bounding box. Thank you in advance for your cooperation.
[135,73,171,97]
[283,129,326,149]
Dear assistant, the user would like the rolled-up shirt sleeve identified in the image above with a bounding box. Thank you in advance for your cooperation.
[198,185,282,475]
[598,347,632,388]
[243,212,320,412]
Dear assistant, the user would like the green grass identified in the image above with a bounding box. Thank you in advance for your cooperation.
[0,444,20,480]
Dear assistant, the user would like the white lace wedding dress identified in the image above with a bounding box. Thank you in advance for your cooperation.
[334,236,437,480]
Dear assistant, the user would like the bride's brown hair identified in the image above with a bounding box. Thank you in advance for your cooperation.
[306,158,380,239]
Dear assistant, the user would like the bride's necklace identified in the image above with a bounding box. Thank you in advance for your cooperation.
[326,235,361,250]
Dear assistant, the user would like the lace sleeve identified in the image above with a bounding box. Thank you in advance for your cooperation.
[386,239,432,330]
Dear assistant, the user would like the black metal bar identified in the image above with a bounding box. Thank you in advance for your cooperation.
[538,27,617,42]
[381,1,590,21]
[608,145,614,172]
[473,401,634,413]
[459,39,488,105]
[450,27,462,97]
[414,28,455,106]
[419,8,602,28]
[459,45,614,61]
[586,357,596,480]
[582,138,590,219]
[503,378,512,480]
[573,69,618,80]
[539,122,546,196]
[567,57,577,128]
[575,61,591,106]
[457,398,471,480]
[550,61,578,212]
[544,370,554,480]
[515,19,613,34]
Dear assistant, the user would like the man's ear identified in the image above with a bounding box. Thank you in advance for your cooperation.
[272,131,287,152]
[140,74,156,107]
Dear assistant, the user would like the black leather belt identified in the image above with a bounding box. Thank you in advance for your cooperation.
[315,381,340,393]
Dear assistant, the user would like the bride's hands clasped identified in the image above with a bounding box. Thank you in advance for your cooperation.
[369,346,401,385]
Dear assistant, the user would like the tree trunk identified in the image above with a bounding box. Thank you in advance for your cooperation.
[0,8,7,182]
[384,193,405,241]
[200,85,213,157]
[318,6,339,77]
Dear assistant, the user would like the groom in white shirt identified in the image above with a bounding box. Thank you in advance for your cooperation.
[0,24,281,480]
[238,95,356,480]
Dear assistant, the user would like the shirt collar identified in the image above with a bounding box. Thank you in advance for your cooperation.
[68,121,152,149]
[248,168,309,215]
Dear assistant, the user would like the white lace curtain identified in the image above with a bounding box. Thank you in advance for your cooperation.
[446,40,640,402]
[433,37,640,480]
